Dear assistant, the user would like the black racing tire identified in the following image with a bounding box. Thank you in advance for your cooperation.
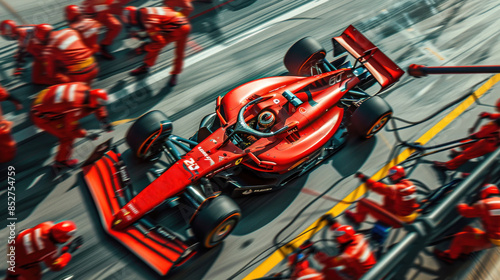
[190,195,241,248]
[350,96,393,139]
[284,37,326,76]
[126,110,172,161]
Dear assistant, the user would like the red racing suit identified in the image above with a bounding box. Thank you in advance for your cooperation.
[81,0,122,45]
[0,86,17,163]
[164,0,194,17]
[444,117,500,169]
[30,82,108,162]
[38,29,99,85]
[445,197,500,259]
[12,25,46,81]
[315,234,376,280]
[290,260,324,280]
[348,178,419,224]
[5,222,72,280]
[137,7,191,74]
[70,17,102,54]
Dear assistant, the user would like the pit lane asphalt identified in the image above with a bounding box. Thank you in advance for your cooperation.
[1,0,500,279]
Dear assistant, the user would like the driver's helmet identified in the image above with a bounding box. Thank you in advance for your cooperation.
[256,111,276,131]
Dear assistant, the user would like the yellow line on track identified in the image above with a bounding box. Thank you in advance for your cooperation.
[425,47,446,61]
[243,74,500,280]
[110,117,138,126]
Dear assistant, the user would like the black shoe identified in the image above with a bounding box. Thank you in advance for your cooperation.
[100,44,115,60]
[130,64,149,76]
[169,74,178,87]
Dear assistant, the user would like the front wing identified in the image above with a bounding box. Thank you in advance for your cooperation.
[82,141,196,275]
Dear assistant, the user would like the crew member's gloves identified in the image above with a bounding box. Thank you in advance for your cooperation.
[63,236,83,254]
[355,172,368,182]
[13,67,25,76]
[480,112,491,119]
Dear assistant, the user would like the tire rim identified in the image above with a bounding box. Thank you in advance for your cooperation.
[208,217,238,246]
[366,113,392,138]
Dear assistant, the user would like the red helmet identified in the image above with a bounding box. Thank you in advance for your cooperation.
[122,6,138,26]
[333,225,355,244]
[65,5,82,22]
[257,111,276,131]
[34,24,53,43]
[88,89,108,108]
[388,165,405,182]
[480,184,499,199]
[51,221,77,243]
[1,20,18,41]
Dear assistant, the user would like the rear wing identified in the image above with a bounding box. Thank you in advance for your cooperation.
[332,25,404,91]
[82,140,196,275]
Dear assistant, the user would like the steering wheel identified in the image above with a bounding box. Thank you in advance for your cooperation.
[232,96,292,138]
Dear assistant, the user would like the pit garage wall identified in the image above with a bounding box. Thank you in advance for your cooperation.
[361,148,500,280]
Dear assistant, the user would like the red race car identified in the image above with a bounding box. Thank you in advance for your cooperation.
[82,25,404,275]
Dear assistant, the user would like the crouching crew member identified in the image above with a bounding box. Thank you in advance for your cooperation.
[0,20,45,78]
[0,85,22,163]
[346,166,419,225]
[122,6,191,86]
[314,223,376,280]
[434,184,500,262]
[81,0,122,59]
[434,98,500,170]
[5,221,83,280]
[30,82,112,169]
[65,5,102,55]
[34,24,99,85]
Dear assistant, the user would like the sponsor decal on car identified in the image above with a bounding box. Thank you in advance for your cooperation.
[241,187,273,195]
[198,146,215,165]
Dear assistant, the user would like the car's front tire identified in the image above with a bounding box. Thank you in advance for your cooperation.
[126,110,172,161]
[190,195,241,248]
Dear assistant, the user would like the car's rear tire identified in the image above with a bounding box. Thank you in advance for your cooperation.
[190,195,241,248]
[126,110,172,161]
[284,37,326,76]
[350,97,393,139]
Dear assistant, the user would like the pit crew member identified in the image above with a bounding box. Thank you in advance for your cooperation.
[30,82,112,169]
[434,98,500,170]
[314,223,376,280]
[0,85,22,163]
[345,166,419,224]
[5,221,83,280]
[81,0,122,60]
[434,184,500,262]
[122,6,191,86]
[65,5,102,55]
[0,20,44,78]
[35,24,99,85]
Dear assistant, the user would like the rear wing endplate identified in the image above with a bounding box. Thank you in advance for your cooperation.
[82,142,196,275]
[332,25,405,91]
